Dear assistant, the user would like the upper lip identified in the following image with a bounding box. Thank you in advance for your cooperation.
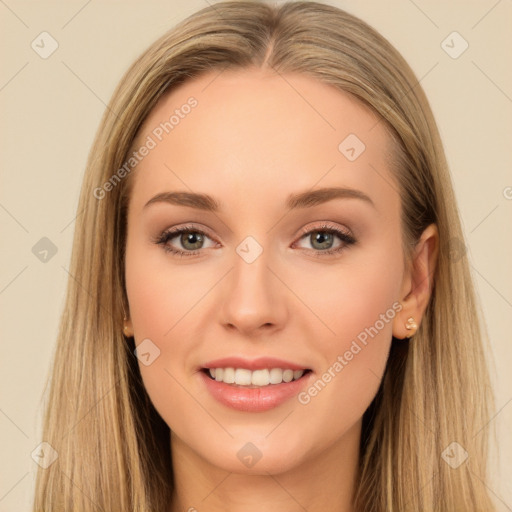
[202,357,310,371]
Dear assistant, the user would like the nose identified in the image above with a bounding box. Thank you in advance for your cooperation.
[220,249,288,337]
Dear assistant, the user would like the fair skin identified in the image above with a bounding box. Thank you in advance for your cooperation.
[123,68,438,512]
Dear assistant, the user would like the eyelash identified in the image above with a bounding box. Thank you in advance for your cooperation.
[153,222,356,259]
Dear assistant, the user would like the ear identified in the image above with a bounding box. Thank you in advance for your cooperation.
[392,223,439,340]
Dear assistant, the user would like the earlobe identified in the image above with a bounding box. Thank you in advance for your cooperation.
[392,223,439,340]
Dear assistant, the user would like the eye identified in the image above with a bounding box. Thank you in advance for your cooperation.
[153,224,217,257]
[293,222,356,257]
[153,221,356,258]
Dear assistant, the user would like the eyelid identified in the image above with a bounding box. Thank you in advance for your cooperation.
[156,223,217,241]
[295,221,353,240]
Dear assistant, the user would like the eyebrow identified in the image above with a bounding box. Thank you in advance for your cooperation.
[143,187,375,212]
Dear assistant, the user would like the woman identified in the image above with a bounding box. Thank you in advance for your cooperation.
[33,1,496,510]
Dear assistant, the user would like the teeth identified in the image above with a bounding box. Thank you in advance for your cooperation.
[269,368,283,384]
[207,367,306,386]
[251,369,269,386]
[283,369,293,382]
[223,367,235,383]
[235,368,252,385]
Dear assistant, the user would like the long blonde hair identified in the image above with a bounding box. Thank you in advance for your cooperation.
[33,2,496,510]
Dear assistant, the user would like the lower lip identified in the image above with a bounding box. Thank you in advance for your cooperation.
[200,371,312,412]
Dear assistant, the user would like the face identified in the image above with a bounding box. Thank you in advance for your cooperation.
[124,68,408,475]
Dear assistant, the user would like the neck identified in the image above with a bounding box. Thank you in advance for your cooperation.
[169,419,361,512]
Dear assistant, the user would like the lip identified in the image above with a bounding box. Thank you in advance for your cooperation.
[199,368,314,412]
[201,356,309,372]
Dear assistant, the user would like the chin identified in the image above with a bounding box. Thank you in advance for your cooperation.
[194,434,310,476]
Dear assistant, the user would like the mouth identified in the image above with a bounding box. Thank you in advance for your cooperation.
[199,365,314,412]
[201,367,313,388]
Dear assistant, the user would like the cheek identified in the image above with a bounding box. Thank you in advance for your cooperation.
[124,237,211,338]
[124,240,221,426]
[289,244,403,443]
[292,240,403,349]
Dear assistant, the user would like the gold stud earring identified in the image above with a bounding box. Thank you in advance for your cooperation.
[405,317,418,337]
[123,316,131,336]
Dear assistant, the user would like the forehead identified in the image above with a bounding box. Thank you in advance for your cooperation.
[127,68,398,216]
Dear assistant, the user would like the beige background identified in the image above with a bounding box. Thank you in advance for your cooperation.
[1,1,511,510]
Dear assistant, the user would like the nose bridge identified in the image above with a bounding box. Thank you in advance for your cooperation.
[220,238,285,332]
